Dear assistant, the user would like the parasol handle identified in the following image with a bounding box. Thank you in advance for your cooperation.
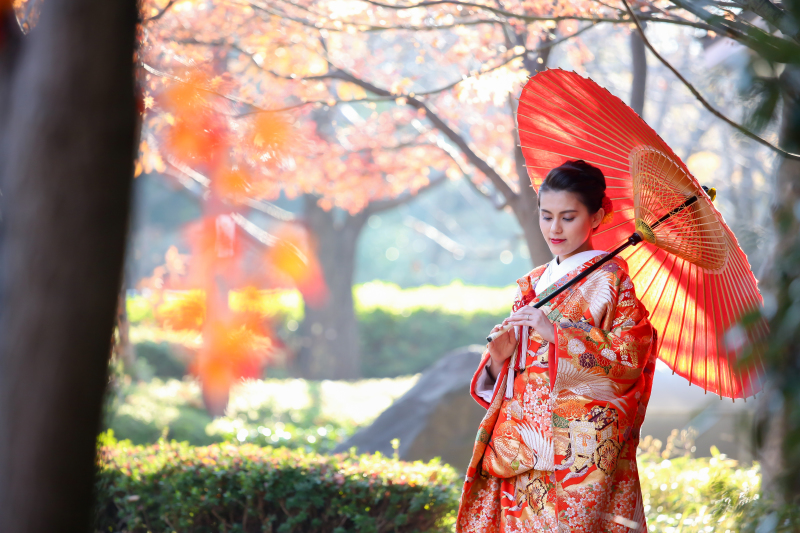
[650,188,710,230]
[486,233,643,343]
[486,189,710,343]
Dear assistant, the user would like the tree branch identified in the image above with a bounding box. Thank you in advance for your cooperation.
[742,0,800,43]
[403,214,466,255]
[669,0,800,61]
[338,68,520,202]
[244,26,600,204]
[141,62,269,112]
[222,22,595,115]
[242,0,501,32]
[365,173,448,215]
[242,198,298,222]
[191,33,520,202]
[357,0,722,31]
[230,41,526,100]
[622,0,800,161]
[143,0,176,23]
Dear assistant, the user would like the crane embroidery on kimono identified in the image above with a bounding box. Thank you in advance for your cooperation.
[517,421,554,471]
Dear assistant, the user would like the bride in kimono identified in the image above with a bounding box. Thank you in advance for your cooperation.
[457,160,657,533]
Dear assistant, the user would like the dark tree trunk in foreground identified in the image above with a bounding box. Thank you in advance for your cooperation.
[0,1,138,532]
[757,64,800,501]
[294,195,367,380]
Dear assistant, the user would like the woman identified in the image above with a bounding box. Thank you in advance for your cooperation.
[456,160,657,533]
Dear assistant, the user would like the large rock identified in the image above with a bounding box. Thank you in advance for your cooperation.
[333,345,486,471]
[335,347,756,471]
[641,360,754,461]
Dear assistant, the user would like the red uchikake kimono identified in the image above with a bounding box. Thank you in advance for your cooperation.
[457,255,657,533]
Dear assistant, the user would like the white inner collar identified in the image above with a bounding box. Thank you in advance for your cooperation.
[534,250,606,295]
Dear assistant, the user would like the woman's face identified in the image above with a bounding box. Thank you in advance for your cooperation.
[539,190,604,259]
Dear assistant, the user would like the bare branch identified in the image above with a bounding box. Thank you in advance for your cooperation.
[358,0,722,31]
[226,23,595,109]
[432,133,507,208]
[231,213,280,246]
[622,0,800,161]
[403,214,466,255]
[143,0,176,23]
[365,173,448,214]
[241,0,501,32]
[327,67,519,202]
[243,198,298,221]
[141,62,269,112]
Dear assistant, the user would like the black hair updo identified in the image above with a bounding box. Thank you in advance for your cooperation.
[539,160,606,214]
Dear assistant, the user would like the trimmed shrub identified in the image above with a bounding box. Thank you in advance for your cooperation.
[93,431,796,533]
[94,435,460,533]
[358,309,499,378]
[135,341,187,379]
[127,282,513,379]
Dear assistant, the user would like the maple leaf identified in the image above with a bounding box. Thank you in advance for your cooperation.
[165,112,227,165]
[192,315,272,416]
[229,286,269,315]
[156,289,206,331]
[265,225,329,308]
[212,166,251,202]
[251,112,291,151]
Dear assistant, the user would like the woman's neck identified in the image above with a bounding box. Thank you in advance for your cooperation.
[556,238,595,264]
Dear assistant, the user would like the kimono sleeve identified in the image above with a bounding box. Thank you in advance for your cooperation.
[469,349,511,409]
[469,284,525,409]
[549,265,655,439]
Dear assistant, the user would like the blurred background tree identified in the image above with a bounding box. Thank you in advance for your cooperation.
[133,0,684,381]
[137,0,800,509]
[137,2,462,379]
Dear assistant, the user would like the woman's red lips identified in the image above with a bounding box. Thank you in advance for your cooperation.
[550,238,566,244]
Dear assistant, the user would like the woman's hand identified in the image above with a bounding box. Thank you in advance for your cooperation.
[502,306,556,344]
[486,324,516,380]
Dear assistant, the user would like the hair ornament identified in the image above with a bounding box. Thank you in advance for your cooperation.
[601,195,615,225]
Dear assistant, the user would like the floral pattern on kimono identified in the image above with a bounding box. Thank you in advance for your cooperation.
[457,255,657,533]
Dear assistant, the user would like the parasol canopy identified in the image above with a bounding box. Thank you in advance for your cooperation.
[516,69,765,400]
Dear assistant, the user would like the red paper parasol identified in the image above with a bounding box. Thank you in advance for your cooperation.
[515,69,765,400]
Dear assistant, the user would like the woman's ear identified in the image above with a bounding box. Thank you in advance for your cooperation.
[592,208,605,230]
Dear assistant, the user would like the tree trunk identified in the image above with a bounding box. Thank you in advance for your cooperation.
[511,150,555,266]
[0,1,137,532]
[757,64,800,500]
[630,22,648,118]
[507,34,556,268]
[294,195,367,380]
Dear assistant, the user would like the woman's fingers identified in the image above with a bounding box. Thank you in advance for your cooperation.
[504,319,536,328]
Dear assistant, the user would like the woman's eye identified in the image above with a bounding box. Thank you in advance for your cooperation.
[563,218,574,222]
[542,217,552,221]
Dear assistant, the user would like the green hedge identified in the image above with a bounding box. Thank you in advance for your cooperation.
[94,431,800,533]
[94,434,460,533]
[129,282,511,379]
[358,309,499,378]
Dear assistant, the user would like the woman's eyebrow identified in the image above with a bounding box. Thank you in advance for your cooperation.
[540,209,579,214]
